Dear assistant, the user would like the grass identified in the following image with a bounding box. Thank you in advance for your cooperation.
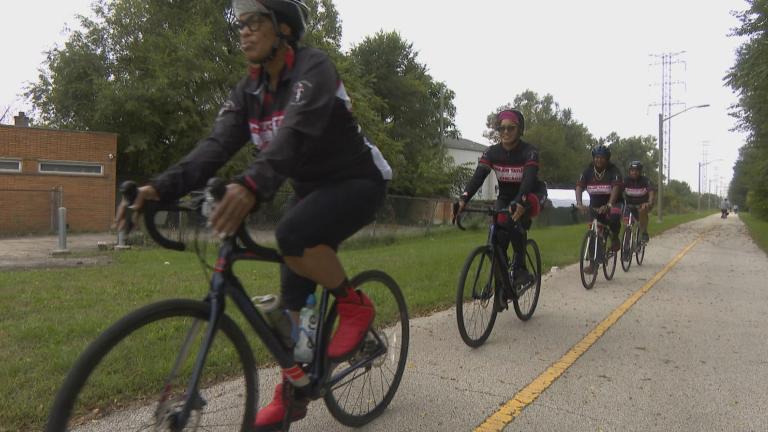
[0,211,708,431]
[740,212,768,255]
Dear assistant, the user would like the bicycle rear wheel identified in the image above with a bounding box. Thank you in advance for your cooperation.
[455,245,498,347]
[513,239,541,321]
[620,226,633,272]
[324,270,409,427]
[46,299,257,432]
[579,231,598,289]
[603,234,618,280]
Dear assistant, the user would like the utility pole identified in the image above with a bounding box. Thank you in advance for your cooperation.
[650,51,686,183]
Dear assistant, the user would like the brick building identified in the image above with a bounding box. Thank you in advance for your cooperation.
[0,113,118,234]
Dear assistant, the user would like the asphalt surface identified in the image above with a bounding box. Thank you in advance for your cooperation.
[67,214,768,431]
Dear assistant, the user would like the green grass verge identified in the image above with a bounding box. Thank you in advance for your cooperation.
[0,211,708,430]
[740,212,768,255]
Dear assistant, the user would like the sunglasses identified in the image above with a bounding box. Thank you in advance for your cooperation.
[232,13,270,33]
[496,125,518,133]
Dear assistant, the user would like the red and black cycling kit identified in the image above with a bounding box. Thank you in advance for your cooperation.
[577,163,623,235]
[460,140,543,271]
[623,175,655,206]
[461,140,540,207]
[151,47,392,310]
[577,163,623,209]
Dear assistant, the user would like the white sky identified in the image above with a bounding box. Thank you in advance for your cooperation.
[0,0,749,195]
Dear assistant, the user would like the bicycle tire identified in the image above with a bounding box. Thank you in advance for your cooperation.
[324,270,409,427]
[579,231,598,289]
[513,239,542,321]
[602,234,618,280]
[45,299,257,432]
[636,230,646,266]
[620,226,633,272]
[455,245,498,347]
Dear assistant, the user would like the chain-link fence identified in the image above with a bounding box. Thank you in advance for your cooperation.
[0,188,63,236]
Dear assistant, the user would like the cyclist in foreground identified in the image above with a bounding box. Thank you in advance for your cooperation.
[115,0,392,429]
[623,161,655,243]
[575,145,623,273]
[456,109,545,287]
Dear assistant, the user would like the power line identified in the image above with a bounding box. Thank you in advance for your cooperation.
[649,51,686,182]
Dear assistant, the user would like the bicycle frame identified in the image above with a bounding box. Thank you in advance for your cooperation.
[126,200,388,428]
[459,208,525,301]
[584,217,608,263]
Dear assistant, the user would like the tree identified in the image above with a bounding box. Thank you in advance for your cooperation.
[483,90,595,187]
[602,133,659,184]
[26,0,243,180]
[725,0,768,218]
[349,31,459,196]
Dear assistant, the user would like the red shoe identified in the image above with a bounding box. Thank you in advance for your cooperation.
[253,382,309,432]
[328,289,375,360]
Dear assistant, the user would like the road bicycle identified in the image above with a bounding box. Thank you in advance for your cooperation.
[620,204,646,272]
[46,179,409,432]
[454,206,542,348]
[579,209,618,289]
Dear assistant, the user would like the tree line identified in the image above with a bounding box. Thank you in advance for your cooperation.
[26,0,701,212]
[726,0,768,219]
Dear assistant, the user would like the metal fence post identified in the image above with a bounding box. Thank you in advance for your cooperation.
[51,207,70,255]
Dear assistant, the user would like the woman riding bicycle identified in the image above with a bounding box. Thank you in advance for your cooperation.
[575,145,623,272]
[456,109,545,287]
[115,1,392,429]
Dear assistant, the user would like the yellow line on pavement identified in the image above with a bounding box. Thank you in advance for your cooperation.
[474,234,705,432]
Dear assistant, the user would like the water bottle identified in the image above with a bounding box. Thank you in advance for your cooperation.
[294,294,318,364]
[252,294,296,350]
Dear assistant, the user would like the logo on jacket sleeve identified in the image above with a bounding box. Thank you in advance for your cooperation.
[291,80,313,105]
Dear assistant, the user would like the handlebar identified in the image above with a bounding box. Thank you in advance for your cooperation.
[119,179,282,262]
[452,203,512,231]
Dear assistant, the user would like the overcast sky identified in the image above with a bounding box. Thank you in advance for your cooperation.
[0,0,750,195]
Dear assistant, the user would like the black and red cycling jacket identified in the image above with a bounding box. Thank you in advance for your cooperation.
[461,140,540,205]
[576,163,624,208]
[623,175,655,205]
[151,47,392,202]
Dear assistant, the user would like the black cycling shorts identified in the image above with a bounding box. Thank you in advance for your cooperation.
[276,178,386,310]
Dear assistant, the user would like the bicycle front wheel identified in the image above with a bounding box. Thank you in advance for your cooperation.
[602,235,618,280]
[455,245,498,347]
[513,239,542,321]
[620,226,633,272]
[324,270,409,427]
[579,231,598,289]
[46,299,257,432]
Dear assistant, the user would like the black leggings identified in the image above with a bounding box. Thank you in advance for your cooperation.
[494,198,531,270]
[590,207,621,238]
[275,178,386,311]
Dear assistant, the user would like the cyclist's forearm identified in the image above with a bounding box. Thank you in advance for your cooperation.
[575,186,584,206]
[514,165,539,203]
[462,164,491,201]
[609,185,621,206]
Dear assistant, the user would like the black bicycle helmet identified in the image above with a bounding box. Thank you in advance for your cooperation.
[591,145,611,160]
[629,160,643,172]
[234,0,309,41]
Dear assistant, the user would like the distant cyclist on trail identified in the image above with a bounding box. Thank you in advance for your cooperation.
[114,0,392,429]
[720,198,731,218]
[455,109,546,287]
[622,161,655,243]
[575,145,623,270]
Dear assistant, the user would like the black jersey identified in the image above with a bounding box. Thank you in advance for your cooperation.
[577,163,623,208]
[152,47,392,202]
[462,140,540,203]
[623,175,655,205]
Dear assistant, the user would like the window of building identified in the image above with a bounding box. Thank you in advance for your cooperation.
[0,159,22,173]
[39,161,103,176]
